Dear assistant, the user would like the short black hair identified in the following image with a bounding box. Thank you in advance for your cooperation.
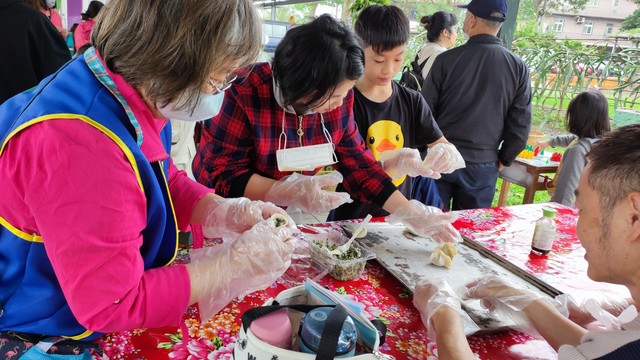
[355,5,409,54]
[273,14,364,109]
[566,89,611,138]
[421,11,458,43]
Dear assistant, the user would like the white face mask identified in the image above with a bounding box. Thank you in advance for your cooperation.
[157,91,224,122]
[276,143,337,172]
[275,112,337,172]
[46,0,56,8]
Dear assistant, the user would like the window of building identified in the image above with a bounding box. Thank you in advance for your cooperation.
[586,0,599,6]
[583,21,594,34]
[613,0,620,6]
[605,23,614,36]
[554,19,565,32]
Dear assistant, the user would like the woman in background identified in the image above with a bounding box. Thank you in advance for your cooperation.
[412,11,458,208]
[26,0,68,38]
[73,0,103,51]
[416,11,458,80]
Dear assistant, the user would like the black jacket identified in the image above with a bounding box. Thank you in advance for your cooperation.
[0,0,71,104]
[421,34,531,166]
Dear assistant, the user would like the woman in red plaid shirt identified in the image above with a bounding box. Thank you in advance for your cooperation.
[194,15,460,244]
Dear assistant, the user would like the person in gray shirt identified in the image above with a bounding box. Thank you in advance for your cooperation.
[421,0,532,210]
[538,89,611,207]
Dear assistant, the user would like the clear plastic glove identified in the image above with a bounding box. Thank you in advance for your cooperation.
[423,143,465,175]
[386,200,461,244]
[461,275,545,333]
[202,197,296,239]
[380,148,439,180]
[189,219,296,320]
[413,278,480,340]
[264,172,353,214]
[462,275,540,312]
[555,294,636,329]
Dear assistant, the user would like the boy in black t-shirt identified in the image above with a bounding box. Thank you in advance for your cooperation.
[331,4,464,221]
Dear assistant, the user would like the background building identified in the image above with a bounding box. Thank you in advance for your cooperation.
[542,0,639,49]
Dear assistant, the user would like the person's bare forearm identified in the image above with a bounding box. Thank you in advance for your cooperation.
[524,299,587,350]
[244,173,277,201]
[431,307,476,360]
[381,190,409,214]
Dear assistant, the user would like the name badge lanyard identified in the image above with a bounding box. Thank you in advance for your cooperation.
[84,47,143,146]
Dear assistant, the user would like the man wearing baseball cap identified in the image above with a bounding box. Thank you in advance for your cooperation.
[458,0,507,22]
[421,0,532,211]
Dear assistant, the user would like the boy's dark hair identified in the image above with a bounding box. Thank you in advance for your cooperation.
[355,5,410,54]
[273,14,364,109]
[421,11,457,43]
[566,89,611,138]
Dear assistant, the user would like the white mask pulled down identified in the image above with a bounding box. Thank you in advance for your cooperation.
[46,0,56,8]
[275,112,337,172]
[157,91,225,122]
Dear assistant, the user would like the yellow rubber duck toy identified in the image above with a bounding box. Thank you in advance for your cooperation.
[366,120,405,186]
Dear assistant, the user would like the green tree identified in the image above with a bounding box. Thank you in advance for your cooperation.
[533,0,589,16]
[534,0,588,29]
[348,0,391,20]
[621,0,640,30]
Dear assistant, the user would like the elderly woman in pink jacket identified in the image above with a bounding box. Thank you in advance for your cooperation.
[0,0,295,357]
[73,0,104,51]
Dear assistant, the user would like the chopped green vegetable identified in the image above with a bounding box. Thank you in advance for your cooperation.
[271,214,287,228]
[311,240,365,281]
[274,217,286,228]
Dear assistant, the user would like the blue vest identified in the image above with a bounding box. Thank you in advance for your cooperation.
[0,56,179,340]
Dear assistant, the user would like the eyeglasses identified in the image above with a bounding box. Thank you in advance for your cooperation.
[207,73,237,95]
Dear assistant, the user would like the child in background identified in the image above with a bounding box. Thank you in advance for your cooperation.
[538,89,610,206]
[330,5,464,221]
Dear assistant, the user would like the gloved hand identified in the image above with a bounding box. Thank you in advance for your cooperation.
[462,275,540,312]
[555,294,637,329]
[413,278,480,340]
[536,140,551,151]
[386,200,461,244]
[423,143,465,175]
[380,148,439,180]
[202,197,296,239]
[461,275,546,332]
[264,172,353,214]
[188,218,296,320]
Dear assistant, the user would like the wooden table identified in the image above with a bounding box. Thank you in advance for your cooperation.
[497,158,559,206]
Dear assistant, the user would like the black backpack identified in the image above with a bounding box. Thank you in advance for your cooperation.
[398,55,429,92]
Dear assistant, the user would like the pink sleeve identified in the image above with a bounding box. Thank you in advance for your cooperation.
[167,158,214,232]
[10,120,191,332]
[50,10,63,29]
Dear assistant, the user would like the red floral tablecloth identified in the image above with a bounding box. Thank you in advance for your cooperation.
[454,203,630,301]
[96,203,614,360]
